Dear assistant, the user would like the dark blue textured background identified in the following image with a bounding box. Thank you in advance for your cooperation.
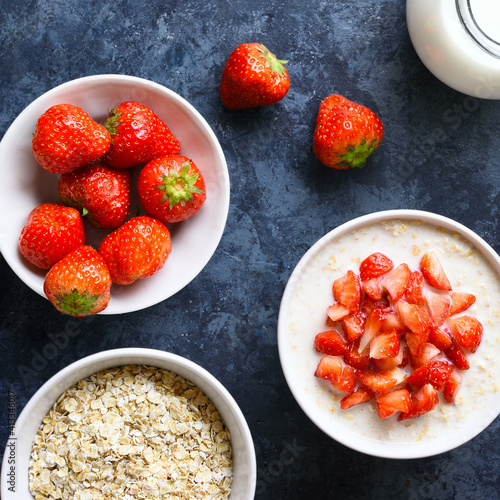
[2,0,500,498]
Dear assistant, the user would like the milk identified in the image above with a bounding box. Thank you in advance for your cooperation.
[407,0,500,99]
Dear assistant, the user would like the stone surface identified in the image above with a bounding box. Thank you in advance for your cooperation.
[2,0,500,498]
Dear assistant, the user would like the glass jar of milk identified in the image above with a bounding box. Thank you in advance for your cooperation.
[407,0,500,99]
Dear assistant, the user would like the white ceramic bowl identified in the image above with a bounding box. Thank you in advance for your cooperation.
[0,75,230,314]
[278,209,500,459]
[0,348,256,498]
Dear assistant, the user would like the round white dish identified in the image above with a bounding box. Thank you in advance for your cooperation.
[0,348,256,498]
[0,74,230,314]
[278,209,500,459]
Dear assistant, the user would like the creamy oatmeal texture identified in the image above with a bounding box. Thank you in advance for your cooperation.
[284,219,500,448]
[28,364,233,499]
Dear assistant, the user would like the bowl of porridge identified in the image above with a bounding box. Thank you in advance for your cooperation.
[0,348,256,499]
[278,209,500,459]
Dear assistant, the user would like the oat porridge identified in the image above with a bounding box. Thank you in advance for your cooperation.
[28,364,233,499]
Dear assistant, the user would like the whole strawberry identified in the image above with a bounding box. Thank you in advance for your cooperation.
[104,101,181,169]
[43,245,111,317]
[19,203,86,269]
[220,43,290,109]
[98,216,172,285]
[58,161,132,229]
[312,94,384,169]
[32,104,111,174]
[137,155,206,223]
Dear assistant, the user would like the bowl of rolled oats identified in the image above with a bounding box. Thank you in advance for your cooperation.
[1,348,256,499]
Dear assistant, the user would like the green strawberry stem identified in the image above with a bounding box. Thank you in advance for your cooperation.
[55,289,100,316]
[105,108,122,136]
[157,162,205,209]
[259,44,288,77]
[338,138,379,169]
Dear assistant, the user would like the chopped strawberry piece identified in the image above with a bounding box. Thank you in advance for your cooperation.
[424,290,451,326]
[443,369,462,403]
[449,315,483,353]
[409,342,441,369]
[369,329,400,359]
[344,340,371,370]
[397,301,431,337]
[314,330,348,356]
[376,387,411,419]
[372,342,406,371]
[420,251,452,291]
[355,369,398,396]
[381,310,406,332]
[359,252,394,281]
[333,270,361,313]
[405,331,427,358]
[449,291,476,315]
[428,326,453,351]
[314,356,356,393]
[340,386,375,409]
[342,312,366,342]
[380,263,411,301]
[444,341,470,370]
[405,270,425,305]
[363,277,384,300]
[406,359,454,389]
[358,306,389,352]
[398,383,440,420]
[326,303,351,322]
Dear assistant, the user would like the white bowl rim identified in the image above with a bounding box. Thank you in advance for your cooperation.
[0,74,230,314]
[278,208,500,459]
[1,347,256,498]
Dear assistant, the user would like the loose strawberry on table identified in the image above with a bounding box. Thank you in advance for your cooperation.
[312,94,384,170]
[43,245,111,317]
[32,104,111,174]
[19,203,86,269]
[313,249,483,421]
[58,161,132,229]
[220,43,290,109]
[98,216,172,285]
[137,155,206,223]
[104,101,181,169]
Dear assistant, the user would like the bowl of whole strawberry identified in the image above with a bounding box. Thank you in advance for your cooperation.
[0,74,230,315]
[278,209,500,458]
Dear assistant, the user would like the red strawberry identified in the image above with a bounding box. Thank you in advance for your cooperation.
[444,342,470,370]
[340,386,375,410]
[420,251,452,290]
[398,384,439,420]
[448,315,483,353]
[312,94,384,169]
[376,388,411,419]
[449,291,476,315]
[405,331,427,359]
[424,290,451,326]
[358,306,389,352]
[362,277,384,300]
[332,270,361,312]
[314,356,356,393]
[58,161,132,229]
[359,252,393,281]
[137,155,206,223]
[98,216,172,285]
[355,369,398,396]
[219,43,290,109]
[314,330,348,356]
[405,270,425,305]
[43,245,111,317]
[443,369,462,403]
[19,203,86,269]
[342,312,366,342]
[405,359,454,389]
[380,263,411,301]
[104,101,180,169]
[344,340,371,370]
[427,326,453,351]
[326,302,351,322]
[32,104,111,174]
[397,301,431,337]
[369,329,400,359]
[372,342,407,371]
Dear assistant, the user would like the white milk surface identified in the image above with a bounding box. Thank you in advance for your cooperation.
[280,218,500,455]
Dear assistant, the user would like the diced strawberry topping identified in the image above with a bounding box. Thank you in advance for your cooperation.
[397,301,431,337]
[359,252,394,281]
[398,384,440,421]
[405,331,427,359]
[424,290,451,326]
[409,342,441,369]
[428,326,453,351]
[333,270,361,313]
[355,369,398,396]
[340,386,375,409]
[405,270,425,305]
[448,315,483,353]
[443,369,462,404]
[380,263,411,301]
[343,340,371,370]
[449,291,476,315]
[326,303,351,322]
[376,387,411,419]
[342,312,366,342]
[420,251,452,291]
[444,342,470,370]
[369,329,400,360]
[314,356,356,393]
[405,359,454,389]
[314,330,348,356]
[362,277,384,300]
